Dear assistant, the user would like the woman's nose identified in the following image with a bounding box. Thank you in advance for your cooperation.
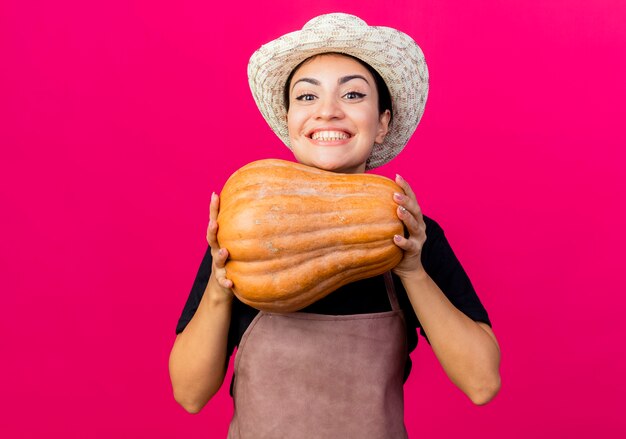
[315,98,344,120]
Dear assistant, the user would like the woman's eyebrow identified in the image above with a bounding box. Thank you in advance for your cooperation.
[338,74,369,85]
[291,77,320,91]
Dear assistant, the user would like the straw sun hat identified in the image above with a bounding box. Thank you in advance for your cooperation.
[247,13,429,170]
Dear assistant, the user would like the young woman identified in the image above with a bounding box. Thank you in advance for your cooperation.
[169,13,501,438]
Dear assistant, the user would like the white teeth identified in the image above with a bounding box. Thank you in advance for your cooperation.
[311,130,349,141]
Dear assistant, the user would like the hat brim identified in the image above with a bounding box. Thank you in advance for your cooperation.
[248,13,429,170]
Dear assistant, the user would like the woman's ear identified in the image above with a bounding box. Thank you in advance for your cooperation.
[375,109,391,144]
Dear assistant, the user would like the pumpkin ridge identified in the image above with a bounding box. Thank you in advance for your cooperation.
[223,226,401,260]
[225,237,400,272]
[218,205,400,247]
[228,245,400,300]
[236,255,402,310]
[220,186,398,209]
[221,200,399,223]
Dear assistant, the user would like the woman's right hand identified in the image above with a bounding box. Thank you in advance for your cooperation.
[206,192,234,299]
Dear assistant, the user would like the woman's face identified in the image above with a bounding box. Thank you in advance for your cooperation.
[286,54,391,174]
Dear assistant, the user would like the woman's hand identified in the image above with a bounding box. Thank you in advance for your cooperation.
[206,192,234,299]
[392,174,427,278]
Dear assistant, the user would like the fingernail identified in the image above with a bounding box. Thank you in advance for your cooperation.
[396,174,404,182]
[211,192,217,201]
[394,235,402,242]
[394,192,404,201]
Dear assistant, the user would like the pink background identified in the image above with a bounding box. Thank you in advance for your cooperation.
[1,0,625,437]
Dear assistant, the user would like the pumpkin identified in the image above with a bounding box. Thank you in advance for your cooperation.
[216,159,404,312]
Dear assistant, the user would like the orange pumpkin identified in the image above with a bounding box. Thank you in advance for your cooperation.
[217,159,404,312]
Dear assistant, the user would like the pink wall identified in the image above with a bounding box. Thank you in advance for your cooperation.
[1,0,625,437]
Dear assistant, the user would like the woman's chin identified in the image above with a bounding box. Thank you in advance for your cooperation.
[297,157,365,174]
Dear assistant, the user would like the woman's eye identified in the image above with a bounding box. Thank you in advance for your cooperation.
[295,93,316,101]
[344,91,366,100]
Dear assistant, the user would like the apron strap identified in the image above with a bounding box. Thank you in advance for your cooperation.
[383,271,401,311]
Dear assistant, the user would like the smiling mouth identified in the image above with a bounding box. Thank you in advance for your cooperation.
[310,130,351,141]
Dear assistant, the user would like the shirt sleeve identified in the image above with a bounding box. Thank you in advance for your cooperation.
[419,216,492,337]
[174,247,257,359]
[175,247,213,335]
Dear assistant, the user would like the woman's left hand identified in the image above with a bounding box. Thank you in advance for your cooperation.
[392,174,427,278]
